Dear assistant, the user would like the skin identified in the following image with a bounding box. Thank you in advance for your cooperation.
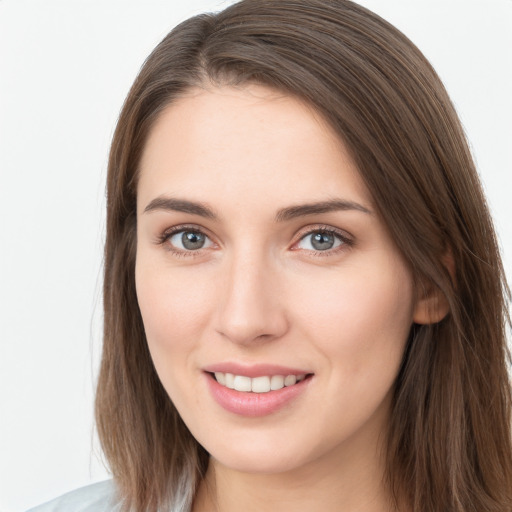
[135,84,430,512]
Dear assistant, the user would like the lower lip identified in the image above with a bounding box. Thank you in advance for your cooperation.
[205,373,312,417]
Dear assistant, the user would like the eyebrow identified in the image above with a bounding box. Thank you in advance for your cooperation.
[143,197,218,219]
[142,196,372,220]
[274,199,372,222]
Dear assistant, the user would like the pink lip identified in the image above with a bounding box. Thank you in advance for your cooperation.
[204,371,313,417]
[203,362,310,378]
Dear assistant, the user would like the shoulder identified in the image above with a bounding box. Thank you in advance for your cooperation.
[26,480,120,512]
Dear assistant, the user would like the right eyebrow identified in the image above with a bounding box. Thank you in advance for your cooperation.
[142,196,218,219]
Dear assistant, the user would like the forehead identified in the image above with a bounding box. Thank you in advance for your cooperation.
[137,84,373,215]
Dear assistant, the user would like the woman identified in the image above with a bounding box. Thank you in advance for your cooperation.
[29,0,512,511]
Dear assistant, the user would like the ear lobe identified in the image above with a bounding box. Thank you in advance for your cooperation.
[412,283,450,325]
[413,250,454,325]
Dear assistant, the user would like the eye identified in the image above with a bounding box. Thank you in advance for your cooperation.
[295,229,349,252]
[166,229,214,252]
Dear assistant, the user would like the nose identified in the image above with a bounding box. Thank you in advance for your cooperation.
[214,250,289,345]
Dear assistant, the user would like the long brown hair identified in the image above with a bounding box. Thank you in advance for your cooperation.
[95,1,512,510]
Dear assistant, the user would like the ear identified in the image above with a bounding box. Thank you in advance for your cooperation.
[412,283,450,325]
[413,252,454,325]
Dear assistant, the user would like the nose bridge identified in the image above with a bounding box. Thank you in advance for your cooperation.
[215,244,287,344]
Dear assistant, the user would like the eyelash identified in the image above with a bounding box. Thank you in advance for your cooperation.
[156,224,213,259]
[156,224,354,258]
[293,225,354,257]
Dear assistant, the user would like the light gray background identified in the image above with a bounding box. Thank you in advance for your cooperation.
[1,1,511,511]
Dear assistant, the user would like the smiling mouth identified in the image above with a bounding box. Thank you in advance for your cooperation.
[210,372,312,393]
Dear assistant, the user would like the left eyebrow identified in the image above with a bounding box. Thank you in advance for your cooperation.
[275,199,372,222]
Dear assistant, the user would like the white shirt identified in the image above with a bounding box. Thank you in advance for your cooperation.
[26,480,192,512]
[26,481,121,512]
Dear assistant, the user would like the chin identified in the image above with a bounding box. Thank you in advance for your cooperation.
[198,427,327,476]
[211,448,307,475]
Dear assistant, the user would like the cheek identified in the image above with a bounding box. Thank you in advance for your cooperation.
[134,260,216,374]
[294,258,414,378]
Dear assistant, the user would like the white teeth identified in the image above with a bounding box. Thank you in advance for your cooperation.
[233,375,252,392]
[270,375,284,390]
[251,376,270,393]
[284,375,297,386]
[214,372,307,393]
[225,373,235,389]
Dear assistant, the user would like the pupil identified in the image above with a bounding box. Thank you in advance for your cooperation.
[182,232,205,250]
[311,232,334,250]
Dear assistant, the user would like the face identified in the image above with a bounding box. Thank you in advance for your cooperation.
[135,84,418,476]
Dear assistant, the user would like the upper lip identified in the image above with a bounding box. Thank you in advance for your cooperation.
[203,362,312,378]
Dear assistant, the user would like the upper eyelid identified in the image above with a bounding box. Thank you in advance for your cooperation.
[291,225,355,255]
[158,223,353,249]
[156,224,215,247]
[294,224,353,241]
[161,223,350,236]
[162,223,213,237]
